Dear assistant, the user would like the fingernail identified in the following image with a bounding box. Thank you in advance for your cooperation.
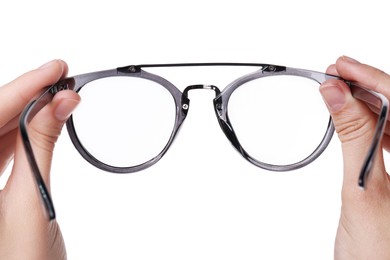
[38,59,58,70]
[55,98,80,121]
[320,83,346,113]
[341,55,360,64]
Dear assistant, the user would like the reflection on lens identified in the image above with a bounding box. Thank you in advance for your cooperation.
[71,76,176,167]
[228,75,329,166]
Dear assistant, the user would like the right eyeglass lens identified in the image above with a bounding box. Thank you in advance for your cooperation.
[227,75,330,166]
[70,76,177,168]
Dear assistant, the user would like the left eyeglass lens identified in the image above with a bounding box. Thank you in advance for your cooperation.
[71,76,177,167]
[227,75,330,166]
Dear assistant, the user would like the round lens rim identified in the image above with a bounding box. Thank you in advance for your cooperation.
[66,69,187,174]
[215,68,335,171]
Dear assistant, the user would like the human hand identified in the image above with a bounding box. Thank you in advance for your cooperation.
[320,56,390,259]
[0,60,80,260]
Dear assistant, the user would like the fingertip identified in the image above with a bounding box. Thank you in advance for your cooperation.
[38,59,62,71]
[37,59,68,79]
[326,55,359,76]
[52,89,81,106]
[58,59,69,79]
[320,79,348,113]
[339,55,361,64]
[52,90,81,122]
[335,55,361,78]
[326,64,338,75]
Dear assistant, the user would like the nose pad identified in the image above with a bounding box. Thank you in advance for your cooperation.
[213,95,243,153]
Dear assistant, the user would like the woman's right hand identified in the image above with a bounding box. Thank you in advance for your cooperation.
[320,56,390,259]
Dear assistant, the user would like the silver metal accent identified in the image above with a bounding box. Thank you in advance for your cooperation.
[267,65,276,72]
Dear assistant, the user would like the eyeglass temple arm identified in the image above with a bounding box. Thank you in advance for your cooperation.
[19,87,58,220]
[349,84,389,189]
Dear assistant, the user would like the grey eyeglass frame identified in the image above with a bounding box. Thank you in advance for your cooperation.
[19,63,389,220]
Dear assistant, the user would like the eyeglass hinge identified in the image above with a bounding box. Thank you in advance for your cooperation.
[117,65,141,73]
[50,82,69,94]
[262,65,286,73]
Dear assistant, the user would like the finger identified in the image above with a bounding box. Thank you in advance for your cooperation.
[4,90,80,217]
[366,108,390,151]
[335,56,390,99]
[326,64,338,76]
[327,59,388,117]
[382,135,390,153]
[0,128,17,175]
[0,60,68,128]
[384,123,390,137]
[15,89,80,181]
[319,79,387,191]
[0,115,18,136]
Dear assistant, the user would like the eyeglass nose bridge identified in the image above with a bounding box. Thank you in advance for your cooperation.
[180,83,241,152]
[181,84,222,113]
[183,84,221,97]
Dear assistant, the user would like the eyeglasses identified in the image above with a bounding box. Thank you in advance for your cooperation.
[20,63,389,220]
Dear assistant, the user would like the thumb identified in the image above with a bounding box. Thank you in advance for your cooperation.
[319,78,386,190]
[5,90,80,217]
[19,90,81,178]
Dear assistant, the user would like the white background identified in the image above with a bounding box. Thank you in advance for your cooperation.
[0,0,389,259]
